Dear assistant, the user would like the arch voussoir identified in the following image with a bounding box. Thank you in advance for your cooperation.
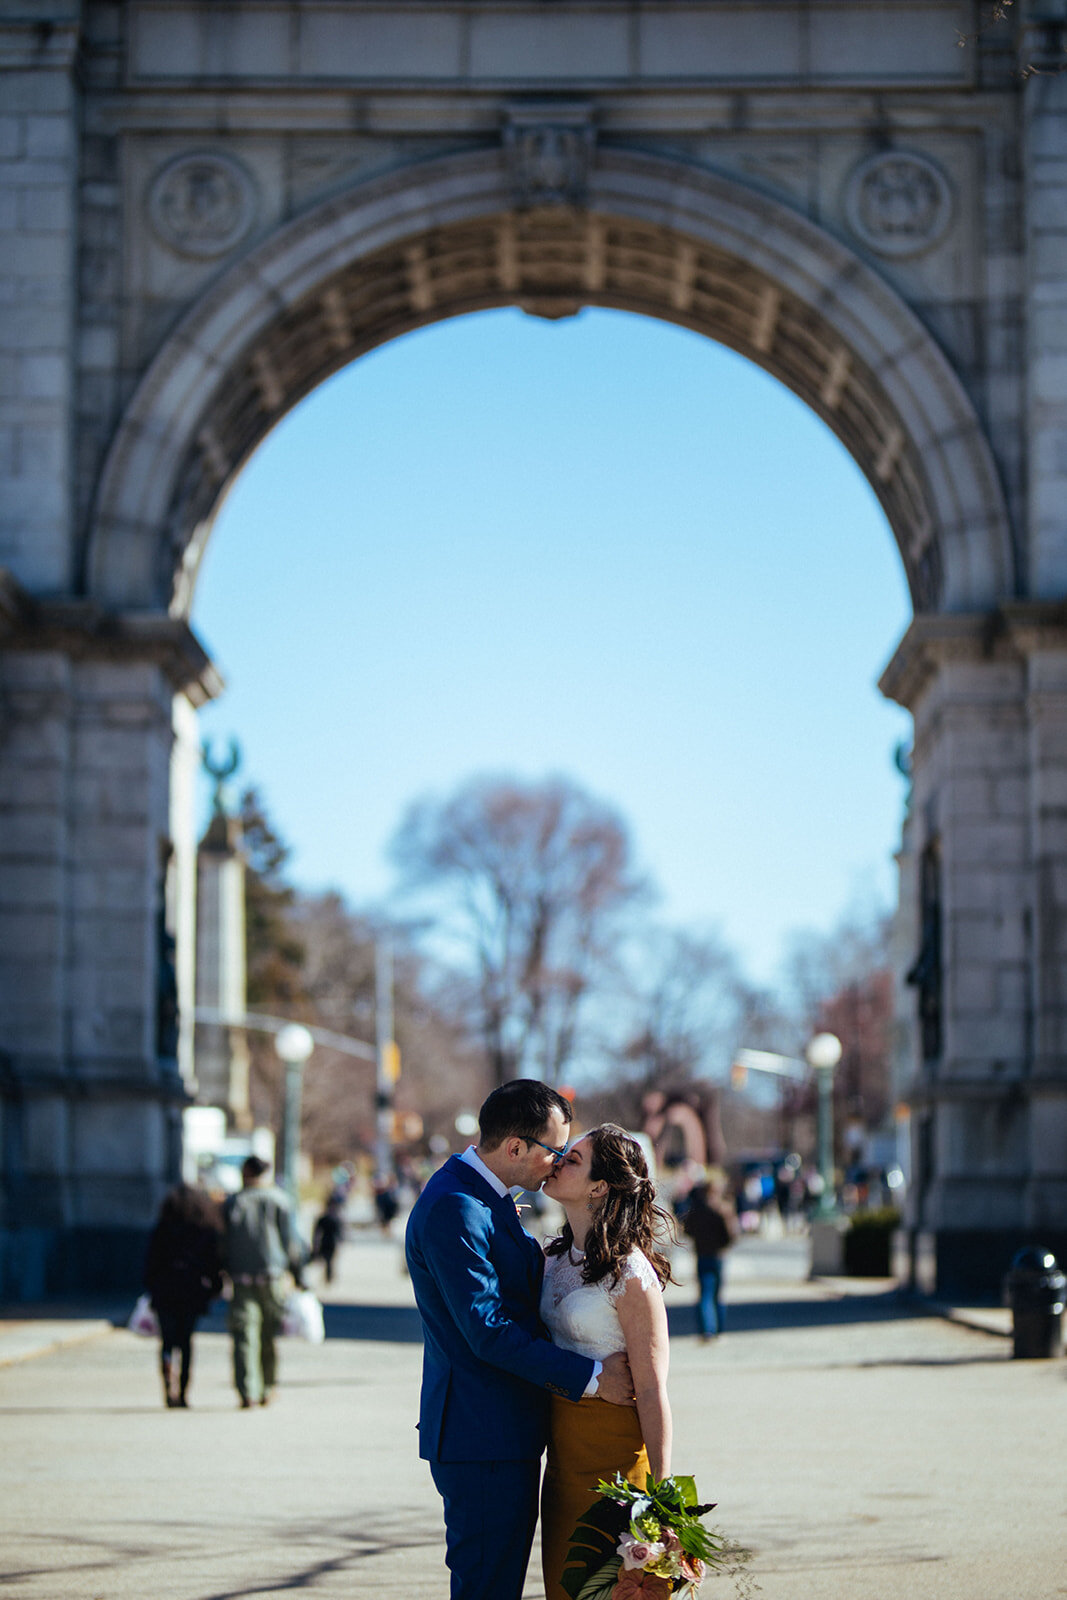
[88,146,1015,619]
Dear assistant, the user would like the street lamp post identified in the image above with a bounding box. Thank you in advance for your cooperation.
[375,937,398,1182]
[275,1023,314,1202]
[806,1031,843,1221]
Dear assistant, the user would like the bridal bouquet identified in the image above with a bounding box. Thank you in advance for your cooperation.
[562,1472,756,1600]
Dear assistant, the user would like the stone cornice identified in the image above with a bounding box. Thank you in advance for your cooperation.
[998,599,1067,656]
[0,570,223,706]
[89,90,1013,141]
[879,602,1067,711]
[902,1072,1067,1108]
[0,17,80,72]
[0,1056,195,1103]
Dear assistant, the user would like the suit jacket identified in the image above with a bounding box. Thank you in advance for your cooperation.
[405,1154,594,1462]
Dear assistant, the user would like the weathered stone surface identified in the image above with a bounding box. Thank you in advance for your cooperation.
[1,0,1065,1299]
[73,1101,165,1175]
[20,1095,68,1174]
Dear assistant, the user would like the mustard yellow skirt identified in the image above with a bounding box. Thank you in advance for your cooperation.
[541,1395,650,1600]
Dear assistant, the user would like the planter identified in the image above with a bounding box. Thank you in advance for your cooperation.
[843,1208,901,1277]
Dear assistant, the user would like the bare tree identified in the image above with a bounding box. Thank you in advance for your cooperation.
[389,774,645,1086]
[232,788,489,1166]
[611,926,743,1091]
[295,894,488,1165]
[590,927,790,1160]
[781,905,895,1160]
[782,906,893,1034]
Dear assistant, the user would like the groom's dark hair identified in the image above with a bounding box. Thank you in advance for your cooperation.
[478,1080,573,1151]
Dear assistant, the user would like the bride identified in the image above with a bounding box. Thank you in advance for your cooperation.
[539,1124,676,1600]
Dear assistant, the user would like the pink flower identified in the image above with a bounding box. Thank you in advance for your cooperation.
[680,1556,707,1585]
[662,1529,683,1555]
[617,1533,664,1570]
[611,1569,673,1600]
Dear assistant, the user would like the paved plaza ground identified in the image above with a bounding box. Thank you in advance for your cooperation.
[0,1232,1062,1600]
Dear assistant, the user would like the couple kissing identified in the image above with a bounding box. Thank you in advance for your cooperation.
[405,1079,674,1600]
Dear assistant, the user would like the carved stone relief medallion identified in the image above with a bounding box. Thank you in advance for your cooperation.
[843,151,953,258]
[148,152,258,258]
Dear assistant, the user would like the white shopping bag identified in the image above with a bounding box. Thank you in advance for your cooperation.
[282,1288,325,1344]
[126,1293,160,1338]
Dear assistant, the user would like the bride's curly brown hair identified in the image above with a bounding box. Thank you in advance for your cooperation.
[545,1123,677,1291]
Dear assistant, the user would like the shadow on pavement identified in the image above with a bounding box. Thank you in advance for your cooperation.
[0,1404,179,1415]
[322,1302,424,1342]
[853,1354,1008,1367]
[0,1297,128,1324]
[316,1291,923,1344]
[185,1301,425,1342]
[2,1514,441,1599]
[195,1538,441,1600]
[667,1293,914,1337]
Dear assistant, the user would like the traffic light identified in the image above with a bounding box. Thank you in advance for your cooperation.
[730,1060,748,1091]
[382,1040,401,1084]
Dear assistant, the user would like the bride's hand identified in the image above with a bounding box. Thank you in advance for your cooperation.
[597,1350,636,1407]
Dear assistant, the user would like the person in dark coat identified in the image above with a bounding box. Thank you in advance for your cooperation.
[311,1198,344,1284]
[143,1183,224,1407]
[680,1173,739,1341]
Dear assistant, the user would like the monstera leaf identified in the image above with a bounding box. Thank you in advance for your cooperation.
[560,1496,630,1600]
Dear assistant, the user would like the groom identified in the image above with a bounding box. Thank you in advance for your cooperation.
[406,1079,634,1600]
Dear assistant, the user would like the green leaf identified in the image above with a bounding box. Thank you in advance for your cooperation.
[560,1499,630,1600]
[673,1475,697,1507]
[678,1522,723,1561]
[572,1497,630,1549]
[573,1556,622,1600]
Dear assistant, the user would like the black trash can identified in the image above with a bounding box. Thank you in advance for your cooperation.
[1004,1248,1066,1359]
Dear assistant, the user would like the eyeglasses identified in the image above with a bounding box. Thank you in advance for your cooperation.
[526,1138,569,1162]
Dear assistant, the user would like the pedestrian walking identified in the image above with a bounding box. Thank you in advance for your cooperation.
[222,1156,308,1409]
[143,1183,224,1408]
[373,1173,400,1232]
[680,1171,739,1341]
[311,1197,344,1284]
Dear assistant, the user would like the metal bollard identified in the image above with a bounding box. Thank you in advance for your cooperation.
[1004,1247,1066,1360]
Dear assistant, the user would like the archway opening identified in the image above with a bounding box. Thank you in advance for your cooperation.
[162,209,949,619]
[191,305,912,985]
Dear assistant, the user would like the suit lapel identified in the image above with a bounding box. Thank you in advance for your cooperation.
[447,1158,544,1296]
[492,1190,545,1298]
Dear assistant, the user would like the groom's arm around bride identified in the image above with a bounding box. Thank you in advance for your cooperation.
[405,1080,632,1600]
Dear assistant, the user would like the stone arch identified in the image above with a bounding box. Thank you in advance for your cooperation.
[87,147,1016,617]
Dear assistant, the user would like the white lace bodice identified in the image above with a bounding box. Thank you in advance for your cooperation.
[540,1243,660,1362]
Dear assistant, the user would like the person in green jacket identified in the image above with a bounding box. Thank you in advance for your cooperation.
[223,1156,307,1408]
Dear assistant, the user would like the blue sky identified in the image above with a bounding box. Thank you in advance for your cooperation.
[193,307,912,985]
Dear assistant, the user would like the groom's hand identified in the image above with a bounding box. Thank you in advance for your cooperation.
[597,1351,636,1407]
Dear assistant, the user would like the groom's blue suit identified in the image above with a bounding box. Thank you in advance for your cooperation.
[406,1154,594,1600]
